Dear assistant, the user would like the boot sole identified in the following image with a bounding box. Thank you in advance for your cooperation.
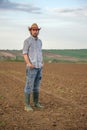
[24,107,33,111]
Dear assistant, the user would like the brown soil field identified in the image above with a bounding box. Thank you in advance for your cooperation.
[0,62,87,130]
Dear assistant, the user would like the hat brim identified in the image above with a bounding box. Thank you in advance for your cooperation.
[28,27,41,31]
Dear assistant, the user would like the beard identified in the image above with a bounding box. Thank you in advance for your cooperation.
[30,32,39,38]
[33,33,38,37]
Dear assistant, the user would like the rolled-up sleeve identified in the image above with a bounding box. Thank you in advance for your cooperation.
[23,39,29,54]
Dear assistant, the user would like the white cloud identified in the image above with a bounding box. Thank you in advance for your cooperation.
[47,5,87,17]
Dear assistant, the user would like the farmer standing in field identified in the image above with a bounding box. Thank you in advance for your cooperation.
[23,23,44,111]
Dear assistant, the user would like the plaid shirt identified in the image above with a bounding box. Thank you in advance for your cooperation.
[23,36,43,68]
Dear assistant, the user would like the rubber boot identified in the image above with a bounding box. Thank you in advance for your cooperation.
[24,93,33,111]
[33,92,44,108]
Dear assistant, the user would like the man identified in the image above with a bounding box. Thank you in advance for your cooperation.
[23,23,44,111]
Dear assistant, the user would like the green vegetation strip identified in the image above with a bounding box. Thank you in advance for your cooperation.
[43,49,87,58]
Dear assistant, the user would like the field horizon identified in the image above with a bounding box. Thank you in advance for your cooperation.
[0,49,87,63]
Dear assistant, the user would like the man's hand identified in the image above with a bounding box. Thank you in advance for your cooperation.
[28,63,35,69]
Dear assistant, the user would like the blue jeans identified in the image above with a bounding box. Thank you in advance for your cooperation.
[24,67,42,94]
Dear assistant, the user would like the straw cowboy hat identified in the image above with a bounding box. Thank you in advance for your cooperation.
[29,23,41,31]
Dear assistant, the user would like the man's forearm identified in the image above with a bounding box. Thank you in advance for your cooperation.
[23,54,31,65]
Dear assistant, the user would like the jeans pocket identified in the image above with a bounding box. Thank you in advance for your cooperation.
[29,68,36,75]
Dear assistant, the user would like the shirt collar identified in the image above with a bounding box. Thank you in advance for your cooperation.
[31,35,38,40]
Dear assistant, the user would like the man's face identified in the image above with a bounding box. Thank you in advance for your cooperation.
[30,28,39,37]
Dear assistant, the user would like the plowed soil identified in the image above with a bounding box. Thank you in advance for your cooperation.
[0,62,87,130]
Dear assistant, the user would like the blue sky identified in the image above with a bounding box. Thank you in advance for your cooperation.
[0,0,87,49]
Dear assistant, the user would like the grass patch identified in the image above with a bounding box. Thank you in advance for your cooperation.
[0,121,6,127]
[0,95,4,100]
